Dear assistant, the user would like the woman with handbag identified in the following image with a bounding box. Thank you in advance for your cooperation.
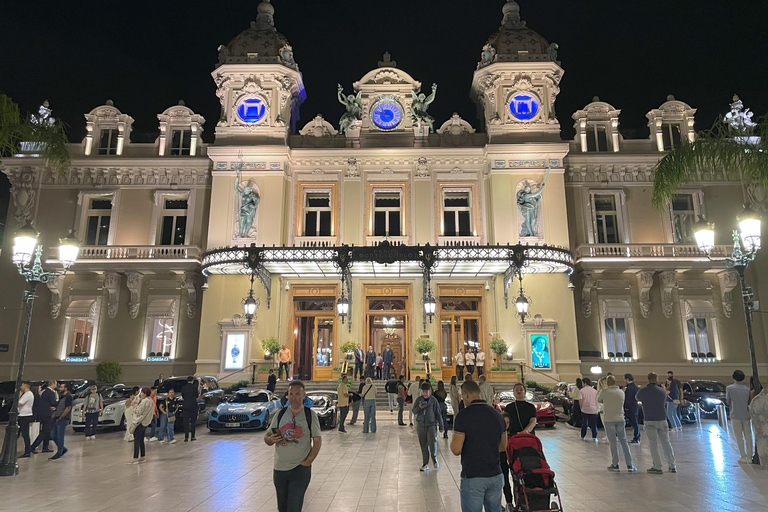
[361,378,377,433]
[128,387,154,464]
[123,386,140,442]
[82,385,103,440]
[434,380,449,438]
[665,375,683,432]
[448,376,460,423]
[158,388,178,444]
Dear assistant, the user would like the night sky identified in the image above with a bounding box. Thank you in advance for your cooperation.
[1,0,767,240]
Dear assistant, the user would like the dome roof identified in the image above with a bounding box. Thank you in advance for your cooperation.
[216,0,298,70]
[479,1,558,68]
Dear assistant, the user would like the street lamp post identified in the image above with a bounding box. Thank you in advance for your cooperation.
[0,225,79,477]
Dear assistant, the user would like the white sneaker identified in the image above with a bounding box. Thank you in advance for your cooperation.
[169,439,177,444]
[149,437,158,442]
[420,465,429,471]
[128,460,140,465]
[90,436,96,440]
[128,435,134,442]
[138,457,147,463]
[159,440,166,444]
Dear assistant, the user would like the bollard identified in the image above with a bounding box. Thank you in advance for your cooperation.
[695,402,702,427]
[716,403,729,433]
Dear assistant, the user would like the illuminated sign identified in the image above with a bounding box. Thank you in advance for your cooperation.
[65,357,89,363]
[530,334,550,369]
[146,356,170,362]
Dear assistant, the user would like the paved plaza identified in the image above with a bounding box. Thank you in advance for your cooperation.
[0,416,766,512]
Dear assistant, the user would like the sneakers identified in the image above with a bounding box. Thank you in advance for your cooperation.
[581,437,586,442]
[433,460,439,469]
[629,440,640,444]
[607,464,620,472]
[159,440,166,444]
[420,465,429,472]
[128,460,140,465]
[149,437,158,442]
[169,439,177,444]
[647,468,663,475]
[669,467,677,473]
[128,435,134,442]
[627,465,637,472]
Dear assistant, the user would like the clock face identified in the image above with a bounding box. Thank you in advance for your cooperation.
[372,102,403,130]
[237,98,267,123]
[509,94,540,121]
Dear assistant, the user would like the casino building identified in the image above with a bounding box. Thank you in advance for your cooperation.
[1,0,766,385]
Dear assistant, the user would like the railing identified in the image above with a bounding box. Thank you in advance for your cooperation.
[50,245,202,262]
[574,243,732,260]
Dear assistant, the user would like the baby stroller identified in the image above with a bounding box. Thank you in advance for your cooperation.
[506,433,563,512]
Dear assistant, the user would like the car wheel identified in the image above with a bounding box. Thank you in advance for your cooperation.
[263,411,270,430]
[120,415,127,431]
[545,423,555,428]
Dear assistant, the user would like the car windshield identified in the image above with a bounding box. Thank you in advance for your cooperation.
[0,382,15,395]
[105,388,133,399]
[310,396,330,408]
[694,382,725,393]
[158,380,189,394]
[230,393,270,403]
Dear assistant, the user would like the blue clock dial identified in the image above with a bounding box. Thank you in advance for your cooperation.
[237,98,267,123]
[372,102,402,130]
[509,94,540,121]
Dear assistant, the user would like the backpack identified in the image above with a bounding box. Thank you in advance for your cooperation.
[277,406,314,438]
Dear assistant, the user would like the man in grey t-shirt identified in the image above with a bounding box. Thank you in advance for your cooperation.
[265,381,322,512]
[726,370,753,463]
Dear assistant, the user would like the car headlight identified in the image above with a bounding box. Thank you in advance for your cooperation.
[317,409,332,417]
[104,406,116,414]
[704,397,722,405]
[251,409,264,417]
[211,410,218,417]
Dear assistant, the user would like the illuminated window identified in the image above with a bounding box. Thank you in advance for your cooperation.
[687,318,711,355]
[69,318,94,354]
[661,123,682,151]
[586,125,609,152]
[169,129,192,156]
[303,192,332,236]
[443,192,472,237]
[160,199,188,246]
[150,318,175,355]
[671,194,697,244]
[594,195,620,243]
[85,198,112,246]
[373,191,401,237]
[98,128,119,155]
[604,318,628,354]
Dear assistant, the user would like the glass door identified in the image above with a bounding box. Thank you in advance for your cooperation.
[313,317,334,380]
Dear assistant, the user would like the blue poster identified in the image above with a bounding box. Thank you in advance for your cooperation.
[531,334,551,369]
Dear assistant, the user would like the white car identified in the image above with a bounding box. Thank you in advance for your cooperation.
[71,385,132,432]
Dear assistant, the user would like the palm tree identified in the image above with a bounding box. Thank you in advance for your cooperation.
[652,96,768,208]
[0,93,70,174]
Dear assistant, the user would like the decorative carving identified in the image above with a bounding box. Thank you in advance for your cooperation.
[235,163,260,239]
[517,168,550,238]
[381,167,393,175]
[480,44,496,67]
[184,272,199,318]
[346,158,359,178]
[377,52,397,68]
[337,84,362,134]
[416,157,429,178]
[450,167,463,174]
[636,271,655,318]
[126,272,144,319]
[311,168,324,175]
[437,113,476,136]
[103,272,121,319]
[581,272,594,318]
[46,276,64,319]
[409,83,438,133]
[298,114,338,137]
[659,271,677,318]
[718,270,739,318]
[9,170,37,227]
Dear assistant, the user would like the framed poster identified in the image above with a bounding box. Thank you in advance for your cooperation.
[530,334,551,370]
[225,333,246,370]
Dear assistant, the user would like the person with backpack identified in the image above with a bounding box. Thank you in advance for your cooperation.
[265,381,322,512]
[348,376,366,425]
[385,376,398,413]
[361,378,378,433]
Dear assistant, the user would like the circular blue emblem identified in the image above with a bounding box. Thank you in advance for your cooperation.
[231,344,241,362]
[372,102,402,130]
[509,94,540,121]
[237,98,266,123]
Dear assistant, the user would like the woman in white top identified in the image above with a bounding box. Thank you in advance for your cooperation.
[449,375,460,420]
[361,378,377,433]
[123,386,141,442]
[596,377,609,441]
[129,387,155,464]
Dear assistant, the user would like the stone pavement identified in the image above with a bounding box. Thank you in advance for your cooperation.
[0,415,765,512]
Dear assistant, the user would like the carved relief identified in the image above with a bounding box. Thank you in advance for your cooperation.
[659,271,677,318]
[636,271,655,318]
[718,270,739,319]
[103,272,122,319]
[346,158,359,178]
[126,272,144,319]
[184,272,200,318]
[46,276,64,319]
[416,157,429,178]
[581,272,594,318]
[9,170,37,227]
[298,114,338,137]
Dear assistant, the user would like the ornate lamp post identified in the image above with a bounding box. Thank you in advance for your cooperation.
[242,273,260,326]
[0,224,79,477]
[513,272,531,323]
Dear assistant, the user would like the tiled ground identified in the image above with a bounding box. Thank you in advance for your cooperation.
[0,414,765,512]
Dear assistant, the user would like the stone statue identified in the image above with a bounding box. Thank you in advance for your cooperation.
[337,84,362,134]
[409,83,438,132]
[234,165,260,238]
[217,45,229,65]
[517,167,550,237]
[547,43,560,65]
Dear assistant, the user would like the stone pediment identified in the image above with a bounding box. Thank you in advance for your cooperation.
[299,114,338,137]
[354,67,421,91]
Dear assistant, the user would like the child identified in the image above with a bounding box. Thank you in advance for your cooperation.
[500,414,514,510]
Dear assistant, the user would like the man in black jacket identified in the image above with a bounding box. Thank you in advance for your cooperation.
[365,346,376,379]
[31,380,57,453]
[624,373,640,443]
[181,376,199,442]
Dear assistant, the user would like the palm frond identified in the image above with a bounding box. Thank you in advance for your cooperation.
[652,117,768,209]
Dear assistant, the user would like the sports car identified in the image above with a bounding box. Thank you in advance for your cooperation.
[307,391,338,429]
[494,390,558,427]
[208,389,280,431]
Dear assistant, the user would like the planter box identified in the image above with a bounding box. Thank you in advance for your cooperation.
[314,366,333,381]
[411,369,443,381]
[488,370,519,382]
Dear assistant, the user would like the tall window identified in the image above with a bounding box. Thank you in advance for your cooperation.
[160,199,188,245]
[85,198,112,246]
[672,194,696,244]
[303,192,332,236]
[604,318,628,355]
[443,192,472,237]
[98,128,119,155]
[149,318,175,355]
[70,318,94,354]
[687,318,711,355]
[586,125,608,152]
[170,129,192,156]
[373,191,401,237]
[661,123,682,151]
[594,195,620,244]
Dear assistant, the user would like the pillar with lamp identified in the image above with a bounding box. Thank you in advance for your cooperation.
[1,223,80,477]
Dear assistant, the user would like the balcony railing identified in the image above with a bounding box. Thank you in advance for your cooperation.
[574,243,732,261]
[48,245,202,263]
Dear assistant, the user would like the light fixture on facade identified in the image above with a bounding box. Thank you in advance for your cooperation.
[514,272,531,323]
[241,273,260,325]
[336,293,350,323]
[737,204,762,253]
[590,365,603,375]
[693,219,716,255]
[423,293,437,321]
[11,222,39,266]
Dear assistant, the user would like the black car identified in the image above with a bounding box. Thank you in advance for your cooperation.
[157,376,224,430]
[682,380,728,419]
[0,381,17,421]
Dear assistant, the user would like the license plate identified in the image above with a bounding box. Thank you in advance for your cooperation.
[225,422,240,427]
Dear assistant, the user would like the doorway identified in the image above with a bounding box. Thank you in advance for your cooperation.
[293,296,336,381]
[365,294,409,378]
[439,297,482,379]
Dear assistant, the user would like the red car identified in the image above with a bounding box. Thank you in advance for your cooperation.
[494,390,557,427]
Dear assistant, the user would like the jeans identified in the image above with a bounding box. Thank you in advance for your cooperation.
[133,424,147,458]
[666,402,682,429]
[84,411,99,437]
[732,419,753,459]
[459,473,504,512]
[605,421,633,466]
[31,416,53,451]
[183,407,198,439]
[476,365,484,377]
[51,418,69,456]
[362,399,377,433]
[397,397,405,424]
[625,408,640,441]
[354,361,363,379]
[383,363,391,380]
[158,413,174,441]
[568,400,582,427]
[350,400,361,424]
[439,402,448,435]
[338,406,349,431]
[149,415,158,438]
[18,415,32,455]
[417,424,438,465]
[466,365,475,377]
[456,365,464,380]
[644,420,676,470]
[273,464,311,512]
[279,362,290,380]
[581,413,598,439]
[387,393,397,412]
[499,452,513,506]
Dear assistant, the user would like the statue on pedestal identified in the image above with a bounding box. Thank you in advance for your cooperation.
[337,84,362,134]
[517,167,550,238]
[235,165,260,238]
[409,83,438,133]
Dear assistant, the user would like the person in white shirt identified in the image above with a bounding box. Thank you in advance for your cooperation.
[598,375,636,471]
[476,350,486,377]
[726,370,753,463]
[454,349,465,381]
[465,349,476,378]
[478,375,494,404]
[579,377,599,441]
[18,381,35,458]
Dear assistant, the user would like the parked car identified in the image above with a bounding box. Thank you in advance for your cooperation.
[71,384,132,432]
[494,390,558,427]
[208,389,281,431]
[308,391,338,429]
[157,376,223,431]
[683,380,728,419]
[0,381,16,421]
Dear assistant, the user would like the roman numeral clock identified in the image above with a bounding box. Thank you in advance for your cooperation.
[371,97,404,130]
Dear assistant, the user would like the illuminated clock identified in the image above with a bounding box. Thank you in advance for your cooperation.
[237,98,267,123]
[509,94,540,121]
[371,102,403,130]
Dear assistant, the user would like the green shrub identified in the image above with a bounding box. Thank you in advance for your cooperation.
[339,341,357,354]
[415,337,436,354]
[95,361,122,383]
[261,337,281,357]
[489,338,508,356]
[223,380,250,393]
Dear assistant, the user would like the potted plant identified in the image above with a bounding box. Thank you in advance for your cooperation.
[489,338,509,369]
[261,337,280,362]
[339,341,356,360]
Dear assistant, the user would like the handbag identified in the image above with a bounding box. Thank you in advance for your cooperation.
[29,421,41,441]
[128,422,137,435]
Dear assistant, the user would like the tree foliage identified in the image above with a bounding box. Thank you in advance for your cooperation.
[95,361,123,383]
[415,337,436,354]
[261,336,281,356]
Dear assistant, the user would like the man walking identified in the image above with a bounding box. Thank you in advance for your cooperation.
[623,373,640,443]
[385,375,398,413]
[598,376,636,472]
[408,376,422,427]
[454,348,465,381]
[365,345,376,379]
[49,383,72,460]
[397,375,408,426]
[181,376,199,442]
[337,375,351,433]
[382,344,394,380]
[450,380,507,512]
[579,377,599,442]
[278,344,292,381]
[413,381,443,471]
[265,381,322,512]
[349,376,366,425]
[637,372,676,474]
[726,370,753,463]
[354,344,364,380]
[31,380,57,453]
[17,381,35,458]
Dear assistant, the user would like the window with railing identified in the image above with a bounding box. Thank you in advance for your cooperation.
[671,194,697,244]
[443,191,472,237]
[594,195,620,244]
[373,191,402,237]
[303,192,332,237]
[160,199,188,246]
